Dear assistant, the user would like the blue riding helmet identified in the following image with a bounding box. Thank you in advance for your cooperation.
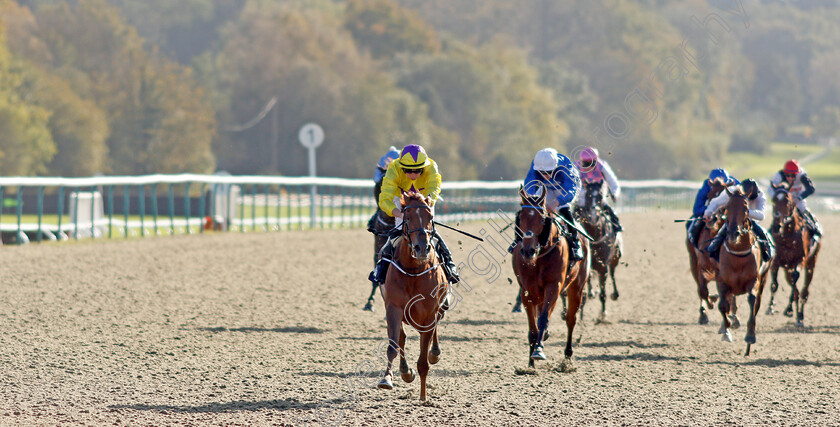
[708,168,734,184]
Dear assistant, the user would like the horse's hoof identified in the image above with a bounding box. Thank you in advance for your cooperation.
[362,302,374,312]
[765,306,775,316]
[699,313,710,325]
[558,357,577,373]
[530,346,546,361]
[722,330,733,342]
[512,303,522,313]
[795,320,805,328]
[610,292,619,301]
[429,347,441,365]
[377,376,393,390]
[729,315,741,330]
[744,334,756,344]
[401,368,416,383]
[596,313,609,325]
[783,307,793,317]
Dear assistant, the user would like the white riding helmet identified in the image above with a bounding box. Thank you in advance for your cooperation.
[533,148,559,172]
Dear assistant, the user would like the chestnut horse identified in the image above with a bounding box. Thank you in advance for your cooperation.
[715,186,770,356]
[377,192,448,401]
[575,181,622,324]
[512,186,590,369]
[766,184,821,326]
[686,178,728,324]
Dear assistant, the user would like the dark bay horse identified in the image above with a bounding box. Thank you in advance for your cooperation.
[512,186,589,369]
[767,184,821,327]
[575,181,622,324]
[686,178,728,324]
[377,192,448,401]
[715,187,770,356]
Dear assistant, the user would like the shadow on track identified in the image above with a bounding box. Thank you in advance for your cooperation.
[110,398,322,413]
[193,326,326,334]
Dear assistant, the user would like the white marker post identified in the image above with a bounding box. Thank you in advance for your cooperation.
[298,123,324,228]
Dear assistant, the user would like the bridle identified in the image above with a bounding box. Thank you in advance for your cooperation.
[402,203,434,260]
[519,203,559,258]
[772,187,797,230]
[724,194,756,257]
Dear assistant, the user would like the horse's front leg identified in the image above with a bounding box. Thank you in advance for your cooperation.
[417,330,433,401]
[428,328,441,365]
[744,288,758,356]
[728,294,740,330]
[796,258,809,327]
[532,282,560,362]
[767,259,780,315]
[609,255,620,301]
[561,276,584,371]
[596,268,609,324]
[717,282,733,342]
[377,304,402,390]
[363,282,379,311]
[523,298,539,368]
[398,324,416,383]
[784,268,800,321]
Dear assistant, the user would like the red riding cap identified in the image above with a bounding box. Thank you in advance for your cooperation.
[783,159,800,175]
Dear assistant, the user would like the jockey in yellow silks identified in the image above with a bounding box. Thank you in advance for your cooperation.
[368,144,459,285]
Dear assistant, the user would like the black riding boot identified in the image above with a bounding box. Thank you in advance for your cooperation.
[800,208,822,240]
[366,211,378,233]
[559,207,584,261]
[507,211,522,254]
[751,220,774,262]
[433,230,460,284]
[705,223,727,262]
[687,218,704,248]
[369,228,401,284]
[605,205,623,232]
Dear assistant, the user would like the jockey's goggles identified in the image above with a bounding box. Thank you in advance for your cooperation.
[403,167,423,175]
[782,172,795,178]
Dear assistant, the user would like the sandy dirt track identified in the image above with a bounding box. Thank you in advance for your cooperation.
[1,211,838,426]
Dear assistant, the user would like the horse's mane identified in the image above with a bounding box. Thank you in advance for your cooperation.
[729,186,746,197]
[520,186,547,209]
[401,191,428,207]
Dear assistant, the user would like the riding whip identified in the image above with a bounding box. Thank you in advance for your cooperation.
[552,214,594,242]
[433,221,484,242]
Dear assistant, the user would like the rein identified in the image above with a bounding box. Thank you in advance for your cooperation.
[383,258,442,277]
[723,238,757,257]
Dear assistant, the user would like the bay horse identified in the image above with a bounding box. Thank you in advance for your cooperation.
[686,177,728,324]
[512,186,590,369]
[377,192,448,401]
[715,186,770,356]
[575,181,622,324]
[766,184,820,326]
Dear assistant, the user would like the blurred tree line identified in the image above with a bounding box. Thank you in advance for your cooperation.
[1,0,839,179]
